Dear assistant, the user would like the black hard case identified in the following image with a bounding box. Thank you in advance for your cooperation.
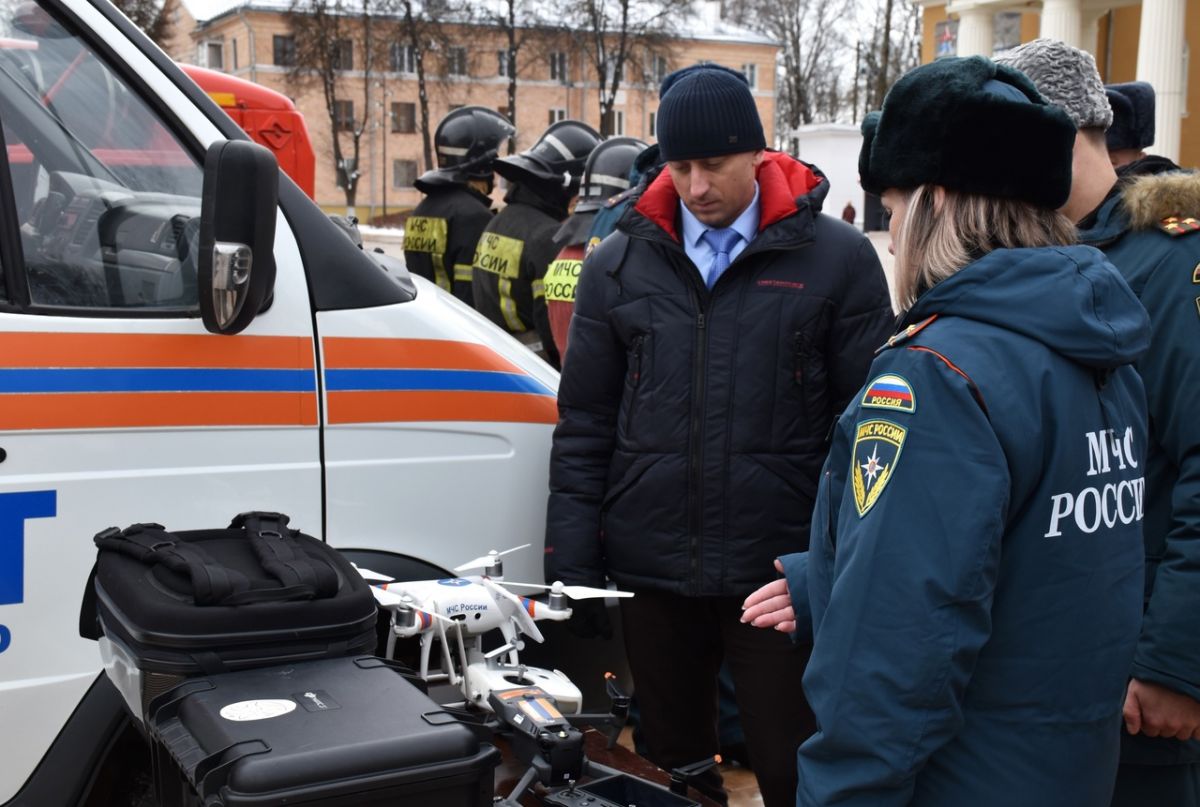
[91,516,377,713]
[148,656,500,806]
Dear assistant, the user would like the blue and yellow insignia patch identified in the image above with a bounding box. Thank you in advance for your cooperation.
[861,373,915,413]
[852,419,906,517]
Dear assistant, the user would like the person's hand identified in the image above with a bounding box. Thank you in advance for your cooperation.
[1123,678,1200,740]
[740,560,796,633]
[567,597,613,640]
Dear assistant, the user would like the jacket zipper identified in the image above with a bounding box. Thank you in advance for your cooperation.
[688,279,709,595]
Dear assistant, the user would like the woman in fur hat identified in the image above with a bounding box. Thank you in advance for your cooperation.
[742,56,1151,806]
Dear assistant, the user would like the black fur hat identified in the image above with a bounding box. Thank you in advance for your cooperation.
[859,56,1077,209]
[1105,82,1155,152]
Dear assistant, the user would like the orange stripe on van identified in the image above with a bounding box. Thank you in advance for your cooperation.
[323,337,524,373]
[0,392,317,430]
[0,333,314,369]
[327,391,558,425]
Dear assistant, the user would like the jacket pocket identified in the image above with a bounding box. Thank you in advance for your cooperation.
[792,328,831,440]
[600,453,665,535]
[621,333,647,439]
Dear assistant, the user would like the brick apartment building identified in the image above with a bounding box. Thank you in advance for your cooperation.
[161,0,780,219]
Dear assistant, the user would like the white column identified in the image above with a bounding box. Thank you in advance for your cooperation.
[955,6,996,57]
[1040,0,1083,49]
[1137,0,1186,163]
[1081,9,1106,54]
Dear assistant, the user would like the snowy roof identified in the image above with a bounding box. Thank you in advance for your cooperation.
[184,0,778,47]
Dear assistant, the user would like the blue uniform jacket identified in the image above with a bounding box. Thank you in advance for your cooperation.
[781,244,1150,805]
[1079,167,1200,766]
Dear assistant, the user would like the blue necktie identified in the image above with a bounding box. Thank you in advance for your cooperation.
[701,228,742,289]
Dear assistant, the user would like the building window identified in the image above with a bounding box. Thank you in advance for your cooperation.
[390,43,416,74]
[497,50,511,77]
[993,12,1022,55]
[446,47,467,76]
[273,35,297,67]
[393,159,418,188]
[648,110,656,137]
[550,51,568,84]
[232,38,238,69]
[331,39,353,71]
[334,99,355,131]
[203,41,223,70]
[934,20,959,59]
[613,109,625,135]
[650,54,668,85]
[391,102,416,133]
[548,107,567,125]
[742,63,757,89]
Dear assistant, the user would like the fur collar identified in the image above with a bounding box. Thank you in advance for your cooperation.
[1123,171,1200,230]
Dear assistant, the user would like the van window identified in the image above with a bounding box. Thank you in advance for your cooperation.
[0,0,203,312]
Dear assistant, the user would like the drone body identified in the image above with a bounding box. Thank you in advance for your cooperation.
[356,549,630,715]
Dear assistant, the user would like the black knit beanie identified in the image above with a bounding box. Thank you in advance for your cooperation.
[859,56,1076,209]
[656,64,766,161]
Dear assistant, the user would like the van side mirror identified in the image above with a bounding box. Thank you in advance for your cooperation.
[199,140,278,335]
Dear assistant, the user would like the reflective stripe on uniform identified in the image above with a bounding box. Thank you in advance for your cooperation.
[453,263,474,282]
[405,216,451,291]
[544,258,581,303]
[473,232,524,279]
[498,278,526,332]
[531,278,545,300]
[433,255,451,292]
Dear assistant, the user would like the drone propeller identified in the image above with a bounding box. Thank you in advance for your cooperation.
[501,580,634,600]
[453,543,532,573]
[352,563,394,583]
[480,578,544,644]
[370,586,455,624]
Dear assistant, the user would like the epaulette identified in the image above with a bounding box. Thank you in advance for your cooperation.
[880,315,937,352]
[604,186,638,209]
[1159,216,1200,237]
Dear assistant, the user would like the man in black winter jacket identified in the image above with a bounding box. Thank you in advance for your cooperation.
[545,65,894,807]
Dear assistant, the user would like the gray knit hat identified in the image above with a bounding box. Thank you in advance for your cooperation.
[995,38,1112,130]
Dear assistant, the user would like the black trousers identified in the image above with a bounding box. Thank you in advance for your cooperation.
[1111,762,1200,807]
[619,590,816,807]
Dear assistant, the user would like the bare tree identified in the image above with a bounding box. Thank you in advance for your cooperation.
[471,0,544,152]
[725,0,844,142]
[559,0,691,135]
[113,0,169,46]
[857,0,921,115]
[378,0,493,171]
[288,0,378,213]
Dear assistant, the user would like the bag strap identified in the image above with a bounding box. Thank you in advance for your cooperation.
[94,523,252,606]
[231,511,339,600]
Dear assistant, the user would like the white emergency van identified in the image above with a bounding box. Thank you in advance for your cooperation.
[0,0,558,802]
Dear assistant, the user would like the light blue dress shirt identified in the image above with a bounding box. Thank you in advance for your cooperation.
[679,183,761,288]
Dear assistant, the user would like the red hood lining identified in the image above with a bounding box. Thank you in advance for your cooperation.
[633,151,820,242]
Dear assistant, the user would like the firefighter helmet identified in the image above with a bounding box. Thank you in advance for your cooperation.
[494,120,601,190]
[575,137,648,212]
[416,106,515,188]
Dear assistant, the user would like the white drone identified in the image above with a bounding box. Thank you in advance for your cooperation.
[353,544,631,714]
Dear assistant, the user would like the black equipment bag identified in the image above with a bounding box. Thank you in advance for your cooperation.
[90,512,377,683]
[148,656,500,807]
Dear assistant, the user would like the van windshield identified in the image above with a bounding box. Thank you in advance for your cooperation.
[0,0,202,310]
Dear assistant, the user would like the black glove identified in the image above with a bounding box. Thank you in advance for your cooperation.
[567,597,613,641]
